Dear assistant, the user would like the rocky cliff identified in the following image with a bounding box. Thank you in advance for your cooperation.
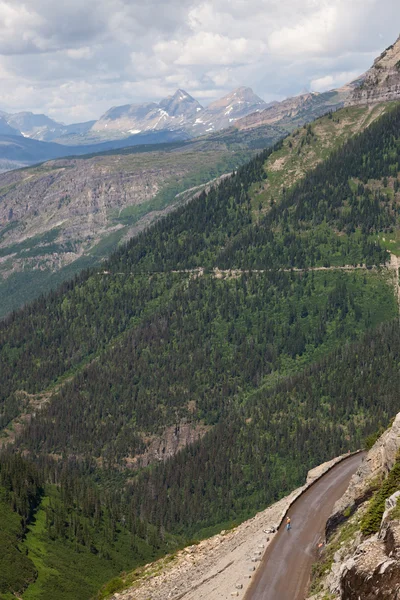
[0,136,249,317]
[307,413,400,600]
[347,35,400,106]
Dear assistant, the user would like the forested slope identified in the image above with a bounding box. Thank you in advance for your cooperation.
[1,101,400,599]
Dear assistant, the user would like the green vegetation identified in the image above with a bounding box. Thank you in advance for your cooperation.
[0,453,182,600]
[0,455,41,598]
[0,100,400,598]
[19,270,396,461]
[251,103,395,213]
[310,512,362,595]
[361,454,400,535]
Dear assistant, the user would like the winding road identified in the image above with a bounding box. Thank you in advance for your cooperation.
[245,453,364,600]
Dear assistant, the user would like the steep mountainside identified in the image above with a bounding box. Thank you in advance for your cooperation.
[92,89,202,137]
[1,45,400,598]
[0,116,20,136]
[0,136,261,317]
[307,415,400,600]
[348,35,400,105]
[190,87,267,134]
[0,102,388,318]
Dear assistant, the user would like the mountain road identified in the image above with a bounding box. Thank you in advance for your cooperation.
[245,452,364,600]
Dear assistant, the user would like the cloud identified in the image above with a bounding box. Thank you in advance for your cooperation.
[154,33,267,66]
[310,70,364,92]
[0,0,398,122]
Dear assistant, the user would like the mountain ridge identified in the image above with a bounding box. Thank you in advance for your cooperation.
[347,34,400,105]
[91,86,267,137]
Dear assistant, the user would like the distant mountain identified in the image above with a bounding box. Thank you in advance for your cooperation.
[92,89,204,136]
[235,89,351,132]
[347,35,400,105]
[0,129,191,173]
[0,115,20,136]
[159,89,203,118]
[190,87,267,134]
[91,87,267,138]
[0,111,96,142]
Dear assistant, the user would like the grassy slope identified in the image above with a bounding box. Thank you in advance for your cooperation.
[0,491,36,599]
[250,103,395,214]
[21,487,182,600]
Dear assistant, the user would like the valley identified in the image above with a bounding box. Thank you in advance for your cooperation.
[0,33,400,600]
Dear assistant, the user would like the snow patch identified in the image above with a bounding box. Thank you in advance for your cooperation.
[129,129,142,134]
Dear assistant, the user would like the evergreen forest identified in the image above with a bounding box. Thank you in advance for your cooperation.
[1,101,400,599]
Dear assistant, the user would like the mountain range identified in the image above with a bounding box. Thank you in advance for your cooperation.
[0,86,350,173]
[0,87,269,146]
[0,85,347,150]
[92,87,269,138]
[1,35,400,316]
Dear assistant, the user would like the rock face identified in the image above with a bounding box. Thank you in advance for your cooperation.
[340,520,400,600]
[306,414,400,600]
[192,87,267,134]
[327,413,400,535]
[0,138,240,316]
[347,35,400,106]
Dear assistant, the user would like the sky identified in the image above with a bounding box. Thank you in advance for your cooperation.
[0,0,399,123]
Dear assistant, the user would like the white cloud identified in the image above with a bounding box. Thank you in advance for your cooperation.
[0,0,398,122]
[269,6,338,56]
[310,70,363,92]
[155,33,267,66]
[66,47,95,60]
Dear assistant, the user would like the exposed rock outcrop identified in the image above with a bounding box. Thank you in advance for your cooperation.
[327,413,400,535]
[92,87,267,137]
[347,35,400,106]
[307,413,400,600]
[340,519,400,600]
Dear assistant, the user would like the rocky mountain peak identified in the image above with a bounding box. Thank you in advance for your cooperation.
[207,86,266,111]
[159,89,203,118]
[347,34,400,105]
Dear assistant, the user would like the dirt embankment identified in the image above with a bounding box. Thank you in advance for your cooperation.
[110,454,358,600]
